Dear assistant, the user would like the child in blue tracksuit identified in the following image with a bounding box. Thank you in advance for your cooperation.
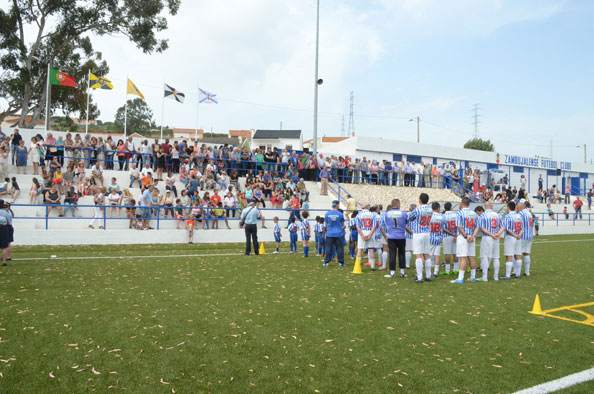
[300,211,310,257]
[348,210,359,259]
[314,216,325,257]
[288,216,299,253]
[273,216,282,253]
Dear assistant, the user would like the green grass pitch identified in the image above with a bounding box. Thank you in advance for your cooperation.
[0,234,593,393]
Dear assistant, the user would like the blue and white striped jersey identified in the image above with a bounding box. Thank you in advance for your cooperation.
[442,211,458,238]
[374,213,386,240]
[518,210,534,240]
[314,222,324,235]
[288,222,299,234]
[456,208,479,236]
[356,210,377,233]
[274,223,281,236]
[407,205,433,234]
[480,210,502,235]
[405,225,413,239]
[348,218,357,229]
[300,218,310,239]
[429,212,444,245]
[503,212,522,236]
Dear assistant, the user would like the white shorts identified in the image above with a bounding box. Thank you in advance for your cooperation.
[405,237,413,251]
[443,237,456,255]
[375,237,387,247]
[412,233,430,255]
[480,236,500,259]
[504,236,522,256]
[358,231,374,250]
[429,243,441,257]
[521,239,532,255]
[456,235,475,257]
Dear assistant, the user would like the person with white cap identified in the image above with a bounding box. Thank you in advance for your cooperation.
[240,199,263,256]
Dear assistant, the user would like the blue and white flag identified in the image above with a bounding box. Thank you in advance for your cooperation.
[199,88,218,104]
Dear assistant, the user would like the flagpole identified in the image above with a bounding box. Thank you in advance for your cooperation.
[85,70,90,135]
[124,75,128,139]
[160,81,165,141]
[45,63,50,136]
[195,84,199,143]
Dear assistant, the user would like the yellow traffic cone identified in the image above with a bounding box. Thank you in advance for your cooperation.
[352,256,362,274]
[530,294,542,314]
[259,242,266,255]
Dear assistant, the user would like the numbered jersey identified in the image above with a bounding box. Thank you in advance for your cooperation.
[288,223,299,233]
[504,212,523,236]
[456,208,478,236]
[480,210,502,235]
[374,213,386,240]
[518,210,534,241]
[300,219,310,239]
[356,210,377,233]
[443,211,457,238]
[429,212,444,245]
[407,205,433,234]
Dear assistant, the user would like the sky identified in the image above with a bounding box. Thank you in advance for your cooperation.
[3,0,594,163]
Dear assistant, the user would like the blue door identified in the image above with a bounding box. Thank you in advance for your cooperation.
[571,177,581,195]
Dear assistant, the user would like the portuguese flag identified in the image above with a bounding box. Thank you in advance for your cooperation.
[49,67,77,87]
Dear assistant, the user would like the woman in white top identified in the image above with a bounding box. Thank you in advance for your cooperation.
[107,191,121,217]
[89,187,106,229]
[29,137,41,175]
[223,192,237,218]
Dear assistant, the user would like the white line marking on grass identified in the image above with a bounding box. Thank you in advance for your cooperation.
[513,368,594,394]
[11,237,593,262]
[14,252,246,262]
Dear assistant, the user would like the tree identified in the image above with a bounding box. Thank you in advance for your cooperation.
[464,138,495,152]
[0,0,180,127]
[114,98,155,135]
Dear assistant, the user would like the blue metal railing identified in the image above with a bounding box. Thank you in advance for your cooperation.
[10,202,593,230]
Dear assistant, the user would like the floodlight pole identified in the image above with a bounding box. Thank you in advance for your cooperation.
[312,0,320,158]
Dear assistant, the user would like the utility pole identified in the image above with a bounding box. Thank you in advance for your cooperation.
[472,103,480,139]
[409,116,420,143]
[312,0,320,157]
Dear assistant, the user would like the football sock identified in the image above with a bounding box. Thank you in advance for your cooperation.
[445,263,451,273]
[424,259,432,279]
[390,270,395,276]
[433,262,439,275]
[457,268,465,281]
[505,261,513,277]
[415,258,423,281]
[492,259,500,279]
[515,259,522,276]
[400,268,405,275]
[470,269,476,280]
[454,261,460,272]
[406,252,411,268]
[524,256,531,275]
[481,257,489,280]
[276,247,279,252]
[369,257,375,269]
[382,251,387,269]
[304,246,309,257]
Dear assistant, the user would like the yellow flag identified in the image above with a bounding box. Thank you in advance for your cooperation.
[127,78,145,100]
[89,72,114,90]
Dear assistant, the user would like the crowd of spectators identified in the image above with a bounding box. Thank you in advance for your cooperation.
[3,128,592,229]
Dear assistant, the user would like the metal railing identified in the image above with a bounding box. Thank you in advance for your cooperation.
[11,202,594,230]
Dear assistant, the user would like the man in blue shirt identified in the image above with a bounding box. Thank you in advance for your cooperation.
[384,199,408,278]
[324,200,345,267]
[139,185,153,230]
[240,200,263,255]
